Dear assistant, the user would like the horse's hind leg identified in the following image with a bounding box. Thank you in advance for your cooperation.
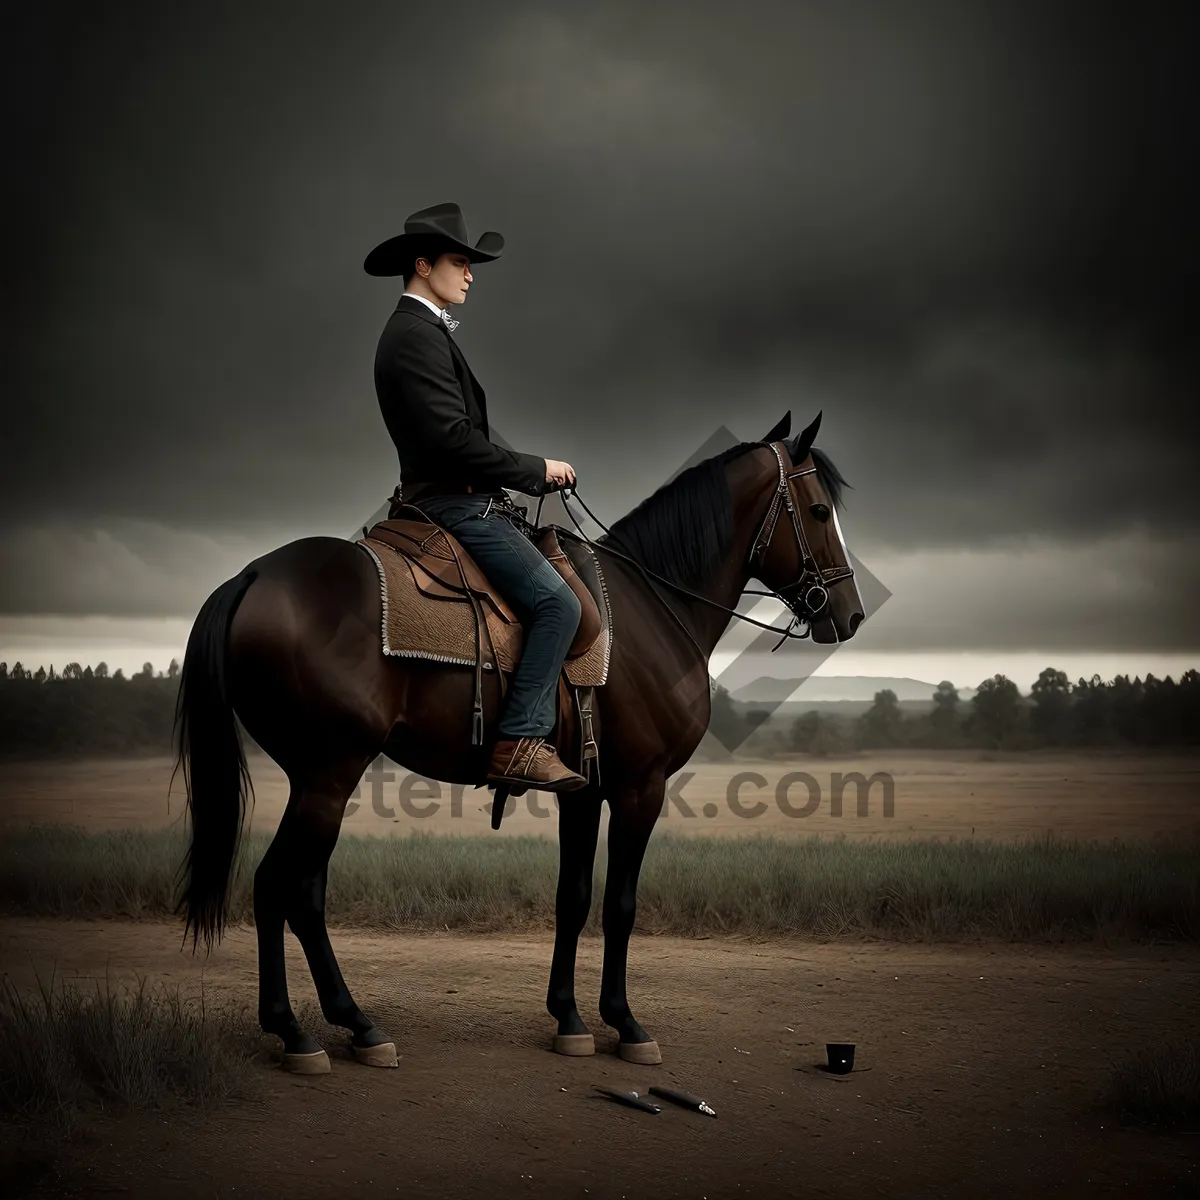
[255,817,327,1072]
[257,755,396,1071]
[546,790,604,1056]
[289,856,397,1067]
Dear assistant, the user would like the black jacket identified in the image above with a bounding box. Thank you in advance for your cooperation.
[374,295,547,499]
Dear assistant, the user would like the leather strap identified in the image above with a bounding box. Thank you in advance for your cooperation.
[576,685,599,785]
[401,481,504,504]
[438,533,498,746]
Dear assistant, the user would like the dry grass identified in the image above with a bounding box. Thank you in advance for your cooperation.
[0,967,261,1135]
[1,824,1197,941]
[1104,1042,1200,1130]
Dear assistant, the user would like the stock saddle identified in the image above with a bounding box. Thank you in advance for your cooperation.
[356,498,612,793]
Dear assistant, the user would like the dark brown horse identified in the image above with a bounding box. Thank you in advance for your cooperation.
[174,410,864,1071]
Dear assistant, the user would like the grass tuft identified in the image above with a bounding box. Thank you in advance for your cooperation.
[1104,1042,1200,1130]
[0,967,261,1134]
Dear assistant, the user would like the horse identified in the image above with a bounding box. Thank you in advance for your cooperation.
[173,409,864,1072]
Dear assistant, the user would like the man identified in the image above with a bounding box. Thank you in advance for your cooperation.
[365,202,588,793]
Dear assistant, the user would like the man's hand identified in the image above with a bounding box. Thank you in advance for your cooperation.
[544,458,576,488]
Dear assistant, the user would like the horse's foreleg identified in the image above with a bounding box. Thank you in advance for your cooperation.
[546,791,604,1056]
[598,778,663,1064]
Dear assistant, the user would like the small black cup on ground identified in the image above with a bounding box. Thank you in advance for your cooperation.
[825,1042,856,1074]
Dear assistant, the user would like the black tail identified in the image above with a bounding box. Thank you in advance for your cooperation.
[172,568,259,952]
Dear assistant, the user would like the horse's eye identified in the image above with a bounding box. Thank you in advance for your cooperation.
[810,503,830,522]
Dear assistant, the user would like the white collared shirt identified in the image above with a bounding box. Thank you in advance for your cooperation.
[403,291,448,322]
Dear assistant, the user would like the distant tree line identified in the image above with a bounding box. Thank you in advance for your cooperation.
[0,660,180,757]
[2,660,1198,759]
[711,668,1200,756]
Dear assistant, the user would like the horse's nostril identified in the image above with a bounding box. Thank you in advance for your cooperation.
[848,612,864,633]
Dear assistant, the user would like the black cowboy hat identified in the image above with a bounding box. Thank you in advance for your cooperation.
[363,202,504,277]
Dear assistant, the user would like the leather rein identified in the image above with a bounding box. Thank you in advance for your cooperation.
[516,440,855,657]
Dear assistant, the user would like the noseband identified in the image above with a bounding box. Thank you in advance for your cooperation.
[747,442,855,640]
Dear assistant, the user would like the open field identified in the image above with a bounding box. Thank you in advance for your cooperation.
[3,751,1197,1194]
[2,919,1197,1198]
[1,749,1198,843]
[2,824,1197,941]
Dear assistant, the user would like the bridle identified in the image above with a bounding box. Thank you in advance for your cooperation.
[518,438,855,655]
[744,441,856,646]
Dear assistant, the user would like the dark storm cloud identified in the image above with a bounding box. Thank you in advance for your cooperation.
[3,1,1197,649]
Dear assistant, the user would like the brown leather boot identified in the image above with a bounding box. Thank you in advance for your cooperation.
[487,736,588,793]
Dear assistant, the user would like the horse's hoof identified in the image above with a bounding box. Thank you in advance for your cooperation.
[552,1033,596,1057]
[352,1040,399,1068]
[617,1039,662,1065]
[280,1049,331,1075]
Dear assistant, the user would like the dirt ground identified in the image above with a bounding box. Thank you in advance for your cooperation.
[1,918,1197,1198]
[2,749,1198,843]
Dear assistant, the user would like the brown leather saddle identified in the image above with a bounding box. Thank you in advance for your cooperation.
[357,500,611,786]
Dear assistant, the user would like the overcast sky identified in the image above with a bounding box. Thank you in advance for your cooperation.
[4,1,1197,683]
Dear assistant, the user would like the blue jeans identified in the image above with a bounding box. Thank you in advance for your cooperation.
[413,493,581,740]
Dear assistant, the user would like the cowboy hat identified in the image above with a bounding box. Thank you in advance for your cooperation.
[363,202,504,276]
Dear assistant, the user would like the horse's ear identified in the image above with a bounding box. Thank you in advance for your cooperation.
[762,411,791,442]
[789,410,823,460]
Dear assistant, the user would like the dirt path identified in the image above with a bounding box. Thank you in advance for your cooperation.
[2,920,1197,1198]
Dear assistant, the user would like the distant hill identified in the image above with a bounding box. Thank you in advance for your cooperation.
[730,675,977,704]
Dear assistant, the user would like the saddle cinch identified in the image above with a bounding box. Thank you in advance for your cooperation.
[356,501,612,787]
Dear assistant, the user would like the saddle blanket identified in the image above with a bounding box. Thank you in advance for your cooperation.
[357,535,611,688]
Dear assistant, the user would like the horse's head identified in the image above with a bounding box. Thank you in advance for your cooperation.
[750,411,865,644]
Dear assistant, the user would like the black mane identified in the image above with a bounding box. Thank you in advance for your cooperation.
[810,446,847,512]
[597,440,849,589]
